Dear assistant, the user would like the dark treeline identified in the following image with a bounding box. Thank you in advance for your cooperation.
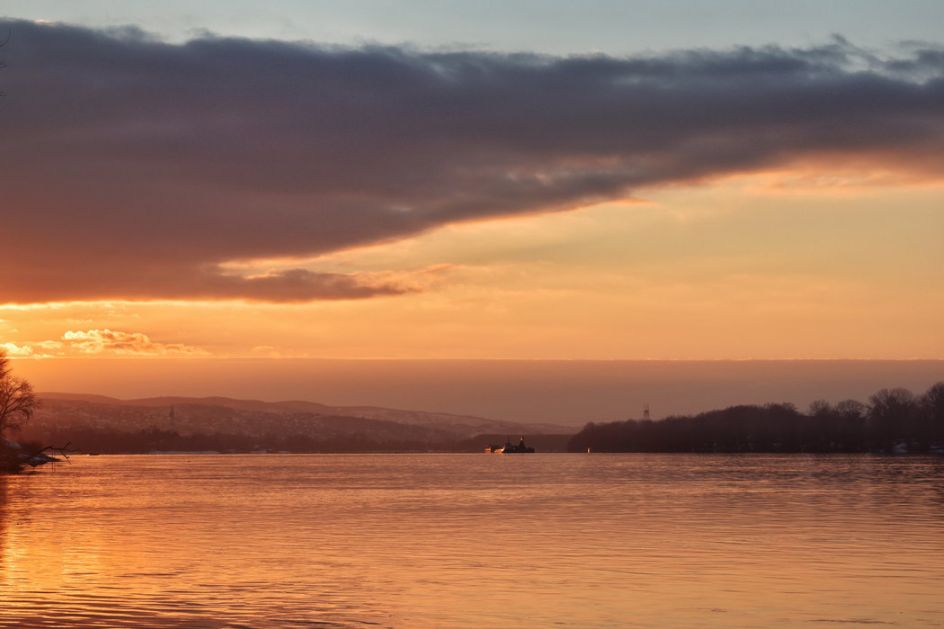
[25,426,576,454]
[568,383,944,454]
[21,426,450,454]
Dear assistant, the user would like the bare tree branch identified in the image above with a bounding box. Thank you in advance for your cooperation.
[0,351,37,435]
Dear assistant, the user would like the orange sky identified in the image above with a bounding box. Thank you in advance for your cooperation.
[4,171,943,365]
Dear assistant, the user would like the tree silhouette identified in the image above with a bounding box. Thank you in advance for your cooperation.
[569,383,944,453]
[0,351,36,435]
[921,382,944,445]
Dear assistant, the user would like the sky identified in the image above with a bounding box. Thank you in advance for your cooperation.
[1,2,943,415]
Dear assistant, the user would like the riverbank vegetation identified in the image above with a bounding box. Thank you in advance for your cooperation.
[0,351,40,472]
[568,383,944,453]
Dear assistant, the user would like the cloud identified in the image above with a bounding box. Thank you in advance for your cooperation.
[0,340,62,359]
[1,21,943,303]
[60,329,206,356]
[0,342,34,357]
[2,329,204,357]
[33,340,64,350]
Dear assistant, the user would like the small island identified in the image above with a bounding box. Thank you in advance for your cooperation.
[485,437,536,453]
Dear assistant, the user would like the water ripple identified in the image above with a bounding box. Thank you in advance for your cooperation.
[1,454,942,627]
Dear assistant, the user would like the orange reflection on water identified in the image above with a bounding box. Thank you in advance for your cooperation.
[1,454,943,628]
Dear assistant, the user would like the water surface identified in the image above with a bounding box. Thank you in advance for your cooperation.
[1,454,943,627]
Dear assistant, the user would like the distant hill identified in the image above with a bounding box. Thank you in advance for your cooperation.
[27,393,572,453]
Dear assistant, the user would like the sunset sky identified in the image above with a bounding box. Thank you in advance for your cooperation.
[1,2,943,412]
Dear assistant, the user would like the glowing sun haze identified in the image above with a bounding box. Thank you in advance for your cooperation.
[1,2,942,377]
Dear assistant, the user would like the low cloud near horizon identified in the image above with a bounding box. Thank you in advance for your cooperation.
[2,20,943,303]
[2,328,206,358]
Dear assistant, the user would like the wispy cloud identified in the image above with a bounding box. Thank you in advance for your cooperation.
[1,21,942,303]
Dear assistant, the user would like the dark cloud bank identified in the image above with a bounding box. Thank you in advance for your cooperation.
[1,20,942,302]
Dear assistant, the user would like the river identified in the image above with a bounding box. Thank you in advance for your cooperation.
[1,454,942,627]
